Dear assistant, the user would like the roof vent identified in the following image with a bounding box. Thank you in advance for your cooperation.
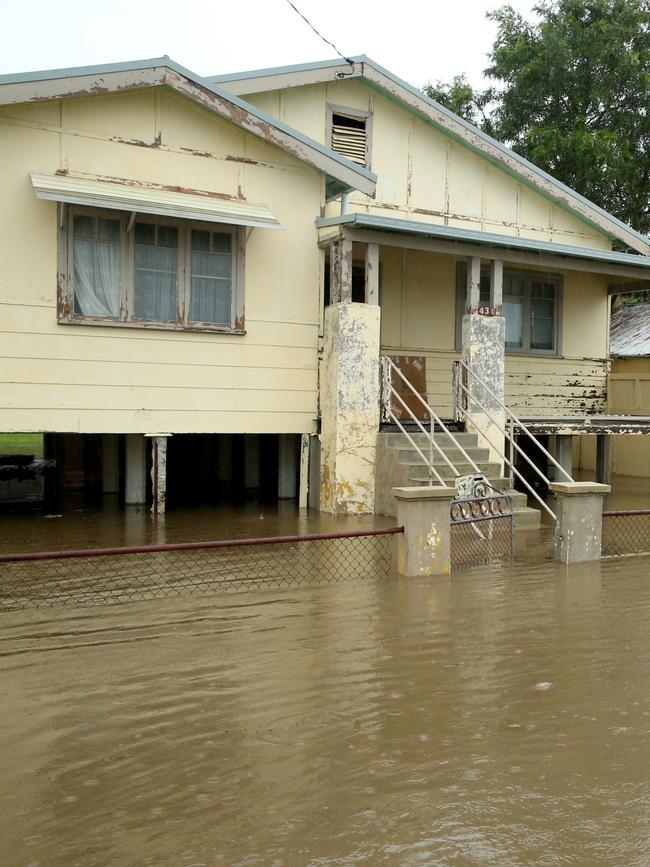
[331,112,367,165]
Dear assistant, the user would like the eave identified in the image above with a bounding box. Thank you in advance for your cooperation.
[317,213,650,281]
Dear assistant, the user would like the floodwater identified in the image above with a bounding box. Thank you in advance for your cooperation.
[2,506,650,865]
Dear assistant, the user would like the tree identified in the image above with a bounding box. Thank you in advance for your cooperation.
[424,75,496,136]
[426,0,650,237]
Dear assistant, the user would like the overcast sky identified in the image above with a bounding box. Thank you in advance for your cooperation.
[3,0,539,89]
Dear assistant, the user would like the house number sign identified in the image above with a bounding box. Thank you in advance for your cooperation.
[477,305,498,316]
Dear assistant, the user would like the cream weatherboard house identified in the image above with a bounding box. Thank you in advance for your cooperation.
[1,55,649,516]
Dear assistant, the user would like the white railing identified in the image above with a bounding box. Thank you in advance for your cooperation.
[380,356,482,488]
[454,359,574,521]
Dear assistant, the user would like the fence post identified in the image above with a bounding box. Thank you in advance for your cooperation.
[548,481,611,564]
[392,486,456,576]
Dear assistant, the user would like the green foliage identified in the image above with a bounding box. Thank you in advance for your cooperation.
[0,433,44,457]
[426,0,650,236]
[424,75,497,136]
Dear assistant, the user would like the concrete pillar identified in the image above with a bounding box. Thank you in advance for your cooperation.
[596,434,612,485]
[548,481,611,563]
[102,433,120,494]
[125,434,146,505]
[552,434,573,481]
[150,435,168,515]
[320,301,380,514]
[278,434,298,499]
[461,257,506,468]
[298,433,310,509]
[308,434,321,511]
[392,486,456,577]
[462,312,506,468]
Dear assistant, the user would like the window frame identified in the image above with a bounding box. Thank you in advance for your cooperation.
[455,263,563,356]
[326,103,373,170]
[58,205,246,334]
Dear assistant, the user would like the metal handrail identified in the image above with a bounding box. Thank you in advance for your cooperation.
[389,387,460,480]
[381,357,482,482]
[457,358,573,484]
[456,377,558,496]
[455,378,556,520]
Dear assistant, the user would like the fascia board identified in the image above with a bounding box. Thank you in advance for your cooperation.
[317,213,650,273]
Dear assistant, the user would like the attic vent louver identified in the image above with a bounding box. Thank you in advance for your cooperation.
[331,112,367,165]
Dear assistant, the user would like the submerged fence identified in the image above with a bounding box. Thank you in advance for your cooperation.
[602,511,650,558]
[0,527,403,611]
[450,493,515,570]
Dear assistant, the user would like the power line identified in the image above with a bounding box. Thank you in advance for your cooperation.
[284,0,355,72]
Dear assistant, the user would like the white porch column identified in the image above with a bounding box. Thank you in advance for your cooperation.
[125,434,146,505]
[462,256,506,470]
[102,434,119,494]
[278,434,298,499]
[320,301,381,514]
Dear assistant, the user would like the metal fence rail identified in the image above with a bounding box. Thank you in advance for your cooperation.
[0,528,404,611]
[602,511,650,558]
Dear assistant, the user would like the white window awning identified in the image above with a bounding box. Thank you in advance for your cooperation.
[30,171,282,229]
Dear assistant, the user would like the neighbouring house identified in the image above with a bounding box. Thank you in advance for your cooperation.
[1,54,650,517]
[576,300,650,480]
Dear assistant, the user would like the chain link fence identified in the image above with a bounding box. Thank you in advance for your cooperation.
[450,494,514,571]
[0,528,403,611]
[602,511,650,558]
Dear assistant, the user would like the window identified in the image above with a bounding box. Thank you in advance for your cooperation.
[61,207,244,332]
[327,105,372,168]
[456,264,562,355]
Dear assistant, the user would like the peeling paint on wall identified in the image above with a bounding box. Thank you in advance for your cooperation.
[320,302,380,515]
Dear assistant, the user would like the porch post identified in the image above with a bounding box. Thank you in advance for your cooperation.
[462,257,506,471]
[365,243,379,304]
[330,238,353,303]
[596,434,612,485]
[320,295,380,514]
[125,434,146,506]
[150,435,168,515]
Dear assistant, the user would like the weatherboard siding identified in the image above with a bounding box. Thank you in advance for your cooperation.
[248,79,613,250]
[380,247,609,417]
[0,88,323,434]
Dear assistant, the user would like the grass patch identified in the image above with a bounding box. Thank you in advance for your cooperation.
[0,433,44,458]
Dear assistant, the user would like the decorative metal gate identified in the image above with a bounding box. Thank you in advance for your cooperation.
[450,476,514,570]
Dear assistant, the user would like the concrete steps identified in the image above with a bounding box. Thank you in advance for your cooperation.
[375,431,541,528]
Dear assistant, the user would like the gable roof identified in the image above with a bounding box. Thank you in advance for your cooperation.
[207,55,650,257]
[0,56,377,199]
[610,302,650,357]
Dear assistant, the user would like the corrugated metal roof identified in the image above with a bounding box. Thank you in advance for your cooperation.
[210,54,650,255]
[316,213,650,272]
[31,172,283,229]
[610,302,650,357]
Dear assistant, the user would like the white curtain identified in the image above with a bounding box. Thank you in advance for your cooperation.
[73,238,121,316]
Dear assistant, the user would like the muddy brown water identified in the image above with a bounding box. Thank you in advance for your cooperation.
[2,498,650,866]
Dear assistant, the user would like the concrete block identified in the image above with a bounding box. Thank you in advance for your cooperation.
[549,481,611,563]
